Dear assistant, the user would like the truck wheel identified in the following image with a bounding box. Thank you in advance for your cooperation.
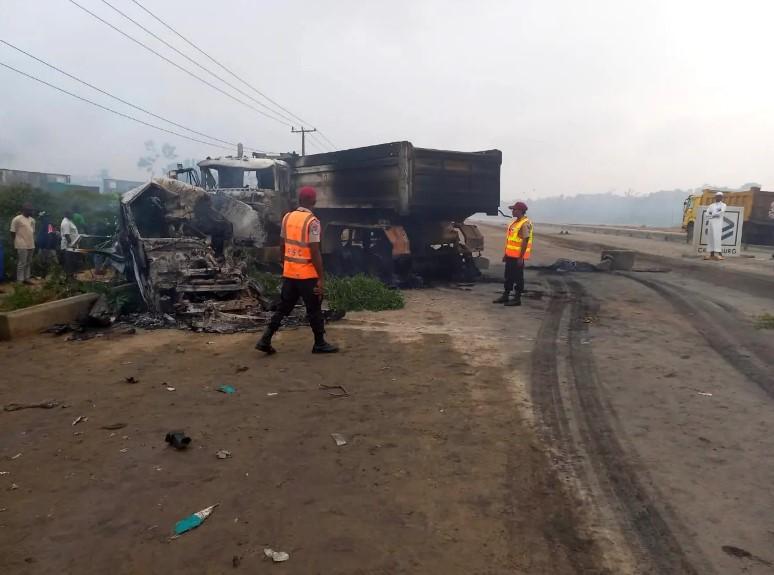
[686,222,694,243]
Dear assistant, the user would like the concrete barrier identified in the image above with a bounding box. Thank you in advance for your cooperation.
[0,293,99,341]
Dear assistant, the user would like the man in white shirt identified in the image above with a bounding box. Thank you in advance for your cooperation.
[9,202,36,284]
[705,192,727,261]
[60,210,79,278]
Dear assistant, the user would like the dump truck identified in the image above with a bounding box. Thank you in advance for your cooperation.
[189,141,502,283]
[681,186,774,245]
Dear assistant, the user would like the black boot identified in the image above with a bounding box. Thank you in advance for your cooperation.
[492,292,510,304]
[312,332,339,354]
[255,328,277,354]
[504,293,522,307]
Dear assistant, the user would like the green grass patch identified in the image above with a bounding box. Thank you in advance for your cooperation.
[325,274,404,312]
[754,313,774,330]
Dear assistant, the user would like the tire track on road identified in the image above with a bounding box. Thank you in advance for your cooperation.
[622,274,774,399]
[530,276,710,574]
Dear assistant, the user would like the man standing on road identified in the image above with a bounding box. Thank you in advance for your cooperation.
[255,186,339,355]
[60,209,79,279]
[9,202,36,284]
[493,201,533,306]
[705,191,726,261]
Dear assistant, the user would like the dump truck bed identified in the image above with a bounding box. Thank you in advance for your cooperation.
[291,142,501,221]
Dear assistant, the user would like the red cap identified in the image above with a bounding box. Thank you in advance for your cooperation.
[508,201,528,212]
[298,186,317,203]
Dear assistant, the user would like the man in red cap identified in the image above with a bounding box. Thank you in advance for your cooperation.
[493,201,533,306]
[256,186,339,354]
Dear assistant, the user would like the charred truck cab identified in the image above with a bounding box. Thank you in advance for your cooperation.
[167,141,501,284]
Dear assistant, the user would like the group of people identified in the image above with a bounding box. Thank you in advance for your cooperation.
[8,202,82,283]
[253,188,534,356]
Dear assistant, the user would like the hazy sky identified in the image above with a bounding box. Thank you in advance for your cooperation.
[1,0,773,197]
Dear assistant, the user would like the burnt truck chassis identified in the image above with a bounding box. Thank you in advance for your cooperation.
[193,142,501,285]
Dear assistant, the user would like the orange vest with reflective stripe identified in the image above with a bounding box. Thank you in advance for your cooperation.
[282,209,319,279]
[504,217,533,259]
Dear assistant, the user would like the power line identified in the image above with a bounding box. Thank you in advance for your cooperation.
[0,60,247,152]
[97,0,294,127]
[0,39,264,153]
[66,0,292,128]
[127,0,338,150]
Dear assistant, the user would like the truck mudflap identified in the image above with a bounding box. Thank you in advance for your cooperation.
[455,223,485,252]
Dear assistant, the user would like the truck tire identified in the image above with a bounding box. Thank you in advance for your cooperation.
[686,222,694,243]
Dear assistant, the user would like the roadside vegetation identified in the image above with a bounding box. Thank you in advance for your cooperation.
[754,313,774,330]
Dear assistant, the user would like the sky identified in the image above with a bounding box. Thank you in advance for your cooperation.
[1,0,773,197]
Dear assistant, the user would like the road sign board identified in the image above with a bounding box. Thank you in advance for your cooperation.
[693,206,744,256]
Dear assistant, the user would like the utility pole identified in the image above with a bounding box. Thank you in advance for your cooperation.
[291,126,317,156]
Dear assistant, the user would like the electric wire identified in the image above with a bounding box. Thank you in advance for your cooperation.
[0,60,257,152]
[127,0,338,150]
[66,0,292,128]
[0,39,264,153]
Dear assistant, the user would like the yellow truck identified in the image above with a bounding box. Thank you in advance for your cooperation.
[681,186,774,245]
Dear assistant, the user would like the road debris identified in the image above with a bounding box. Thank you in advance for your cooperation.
[165,432,191,450]
[101,423,127,430]
[263,548,290,563]
[10,453,22,460]
[331,433,348,447]
[125,376,139,384]
[217,385,236,394]
[215,450,232,459]
[319,383,349,398]
[166,386,176,392]
[697,392,713,397]
[9,483,19,491]
[119,448,128,453]
[72,416,87,426]
[3,400,60,412]
[235,366,249,373]
[173,504,218,537]
[232,555,242,568]
[0,471,9,476]
[266,392,279,397]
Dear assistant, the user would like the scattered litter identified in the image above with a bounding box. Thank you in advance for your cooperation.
[9,483,19,490]
[207,341,215,345]
[101,423,127,430]
[4,400,60,412]
[264,548,290,563]
[165,431,191,450]
[215,450,232,460]
[10,453,22,460]
[331,433,348,447]
[119,448,128,453]
[0,471,9,475]
[266,392,279,397]
[232,555,242,568]
[697,392,713,397]
[173,504,218,536]
[217,385,236,394]
[235,366,249,373]
[125,376,139,384]
[166,386,176,392]
[175,346,185,353]
[72,416,87,426]
[319,383,349,398]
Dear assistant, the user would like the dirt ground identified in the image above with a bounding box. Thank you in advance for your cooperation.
[2,223,774,574]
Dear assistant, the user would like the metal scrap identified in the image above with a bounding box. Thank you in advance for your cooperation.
[4,401,61,412]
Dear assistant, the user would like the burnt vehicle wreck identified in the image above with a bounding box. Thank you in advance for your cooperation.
[119,177,273,331]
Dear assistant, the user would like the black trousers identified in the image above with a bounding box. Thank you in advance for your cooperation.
[268,278,325,335]
[504,257,524,294]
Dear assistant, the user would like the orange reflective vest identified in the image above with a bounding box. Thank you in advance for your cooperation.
[282,209,319,279]
[504,217,533,259]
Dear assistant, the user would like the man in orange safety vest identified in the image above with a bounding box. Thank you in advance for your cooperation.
[256,186,339,354]
[493,201,532,306]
